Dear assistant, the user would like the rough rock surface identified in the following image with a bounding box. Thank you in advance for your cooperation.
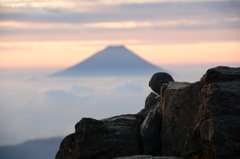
[56,114,144,159]
[161,66,240,158]
[56,66,240,159]
[140,107,162,155]
[149,72,174,94]
[114,155,183,159]
[55,133,77,159]
[161,82,202,156]
[201,66,240,84]
[160,82,191,117]
[138,92,159,118]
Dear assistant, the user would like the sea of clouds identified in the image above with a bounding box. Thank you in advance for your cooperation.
[0,68,151,146]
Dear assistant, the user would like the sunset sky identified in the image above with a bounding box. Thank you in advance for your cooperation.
[0,0,240,68]
[0,0,240,148]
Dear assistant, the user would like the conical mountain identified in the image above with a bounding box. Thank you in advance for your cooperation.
[52,46,164,76]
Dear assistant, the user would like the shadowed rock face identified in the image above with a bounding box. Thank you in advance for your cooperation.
[201,66,240,84]
[161,81,203,156]
[137,92,159,118]
[56,66,240,159]
[161,66,240,158]
[56,114,144,159]
[55,134,76,159]
[140,108,162,155]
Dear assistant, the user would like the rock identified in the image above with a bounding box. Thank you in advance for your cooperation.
[160,66,240,158]
[138,92,159,118]
[140,107,162,155]
[199,116,240,157]
[55,133,76,159]
[56,114,144,159]
[56,66,240,159]
[160,82,191,117]
[145,92,160,109]
[201,66,240,84]
[200,80,240,117]
[114,155,183,159]
[149,72,174,94]
[184,78,240,157]
[161,82,201,156]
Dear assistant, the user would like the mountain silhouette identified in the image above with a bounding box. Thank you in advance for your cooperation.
[0,137,62,159]
[51,45,164,76]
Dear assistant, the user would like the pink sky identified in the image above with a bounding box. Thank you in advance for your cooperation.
[0,0,240,68]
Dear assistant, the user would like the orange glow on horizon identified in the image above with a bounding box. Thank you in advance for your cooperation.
[0,41,239,68]
[129,42,240,65]
[0,20,211,30]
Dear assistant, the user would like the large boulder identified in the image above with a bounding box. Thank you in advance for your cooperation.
[184,67,240,158]
[160,82,191,117]
[161,82,201,156]
[56,114,144,159]
[149,73,174,94]
[201,66,240,84]
[199,116,240,157]
[160,66,240,158]
[140,107,162,155]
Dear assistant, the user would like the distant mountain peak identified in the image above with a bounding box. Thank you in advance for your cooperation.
[106,45,125,49]
[51,45,165,76]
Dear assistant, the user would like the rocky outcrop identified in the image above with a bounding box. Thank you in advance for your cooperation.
[161,66,240,158]
[56,66,240,159]
[56,114,144,159]
[161,81,202,156]
[160,82,191,117]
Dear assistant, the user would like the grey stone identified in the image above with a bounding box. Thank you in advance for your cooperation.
[199,116,240,157]
[200,80,240,117]
[56,114,144,159]
[161,82,202,156]
[161,66,240,158]
[55,133,76,159]
[201,66,240,84]
[140,107,161,155]
[149,72,174,94]
[160,82,191,117]
[138,92,159,118]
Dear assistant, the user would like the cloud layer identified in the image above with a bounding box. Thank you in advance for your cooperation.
[0,0,239,34]
[0,70,151,146]
[1,0,239,68]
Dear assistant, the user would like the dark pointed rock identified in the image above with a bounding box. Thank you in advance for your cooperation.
[137,92,159,118]
[140,107,162,155]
